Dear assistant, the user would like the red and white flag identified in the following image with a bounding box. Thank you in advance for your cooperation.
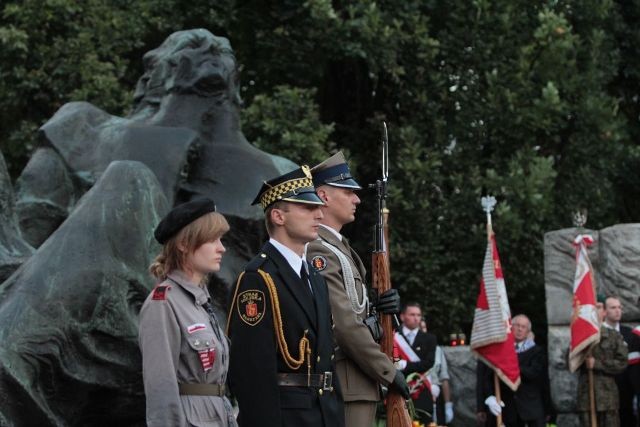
[568,234,600,372]
[470,229,520,391]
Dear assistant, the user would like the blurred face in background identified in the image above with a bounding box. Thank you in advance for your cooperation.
[401,305,422,330]
[512,315,531,343]
[604,297,622,324]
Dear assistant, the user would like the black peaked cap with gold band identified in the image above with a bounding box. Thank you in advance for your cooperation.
[252,165,325,210]
[310,151,361,189]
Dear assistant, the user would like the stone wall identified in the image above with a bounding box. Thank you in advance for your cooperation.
[445,346,477,427]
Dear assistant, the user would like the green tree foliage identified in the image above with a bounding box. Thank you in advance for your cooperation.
[241,86,335,166]
[1,0,639,341]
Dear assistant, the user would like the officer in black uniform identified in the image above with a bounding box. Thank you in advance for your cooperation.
[227,166,344,427]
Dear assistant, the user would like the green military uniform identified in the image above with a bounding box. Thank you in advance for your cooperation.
[307,152,398,427]
[577,326,628,427]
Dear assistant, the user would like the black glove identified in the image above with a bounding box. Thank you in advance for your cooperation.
[375,289,401,314]
[390,370,410,400]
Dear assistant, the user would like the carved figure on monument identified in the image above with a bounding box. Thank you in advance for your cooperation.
[0,161,167,426]
[0,29,297,425]
[15,29,295,287]
[0,151,33,282]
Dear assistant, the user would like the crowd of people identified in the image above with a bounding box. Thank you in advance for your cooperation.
[136,150,639,427]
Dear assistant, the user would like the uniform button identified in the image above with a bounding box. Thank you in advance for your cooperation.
[194,340,200,346]
[260,253,266,258]
[331,355,335,360]
[318,389,324,396]
[317,356,321,363]
[205,341,210,346]
[330,387,334,392]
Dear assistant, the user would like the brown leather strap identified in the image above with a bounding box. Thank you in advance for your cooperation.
[178,383,225,396]
[276,372,333,390]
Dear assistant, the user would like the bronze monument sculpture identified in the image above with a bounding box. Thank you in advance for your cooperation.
[0,29,295,426]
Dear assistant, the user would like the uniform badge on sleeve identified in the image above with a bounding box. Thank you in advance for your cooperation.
[152,285,170,300]
[237,290,265,326]
[311,255,327,271]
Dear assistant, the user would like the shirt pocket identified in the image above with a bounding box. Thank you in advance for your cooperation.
[186,330,217,373]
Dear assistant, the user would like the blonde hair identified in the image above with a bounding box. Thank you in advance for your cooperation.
[149,211,230,280]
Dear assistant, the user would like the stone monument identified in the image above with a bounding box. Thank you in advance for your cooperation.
[545,223,640,426]
[0,29,297,425]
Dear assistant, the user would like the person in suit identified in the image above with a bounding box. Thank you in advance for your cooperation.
[602,296,640,427]
[477,314,546,427]
[306,152,409,426]
[227,166,344,427]
[395,303,439,425]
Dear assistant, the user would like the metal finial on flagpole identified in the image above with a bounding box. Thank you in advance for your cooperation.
[572,209,587,228]
[481,196,497,226]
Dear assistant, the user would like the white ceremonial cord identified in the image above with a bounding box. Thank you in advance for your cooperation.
[320,240,368,314]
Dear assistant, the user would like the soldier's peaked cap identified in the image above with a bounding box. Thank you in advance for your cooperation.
[252,165,324,210]
[310,151,361,189]
[154,197,217,244]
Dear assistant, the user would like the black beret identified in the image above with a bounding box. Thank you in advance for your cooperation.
[154,197,217,244]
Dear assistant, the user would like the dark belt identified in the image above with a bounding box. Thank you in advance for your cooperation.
[178,383,226,396]
[276,372,333,391]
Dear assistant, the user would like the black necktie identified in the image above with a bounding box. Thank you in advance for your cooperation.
[300,262,314,297]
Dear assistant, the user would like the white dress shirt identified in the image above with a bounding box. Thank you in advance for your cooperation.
[402,325,420,346]
[269,238,312,293]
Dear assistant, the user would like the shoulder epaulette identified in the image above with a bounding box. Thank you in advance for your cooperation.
[152,285,171,300]
[245,252,268,272]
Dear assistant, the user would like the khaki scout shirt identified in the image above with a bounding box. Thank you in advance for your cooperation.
[139,270,236,427]
[307,226,396,402]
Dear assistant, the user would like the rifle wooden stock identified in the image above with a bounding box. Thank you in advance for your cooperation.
[372,254,412,426]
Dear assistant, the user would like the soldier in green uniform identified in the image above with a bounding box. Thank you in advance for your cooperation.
[577,297,628,427]
[306,152,409,427]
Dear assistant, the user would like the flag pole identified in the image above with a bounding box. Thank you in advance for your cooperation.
[481,196,503,427]
[483,196,495,240]
[493,372,504,427]
[587,347,597,427]
[572,210,597,427]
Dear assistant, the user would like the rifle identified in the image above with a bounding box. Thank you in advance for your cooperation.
[370,122,413,426]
